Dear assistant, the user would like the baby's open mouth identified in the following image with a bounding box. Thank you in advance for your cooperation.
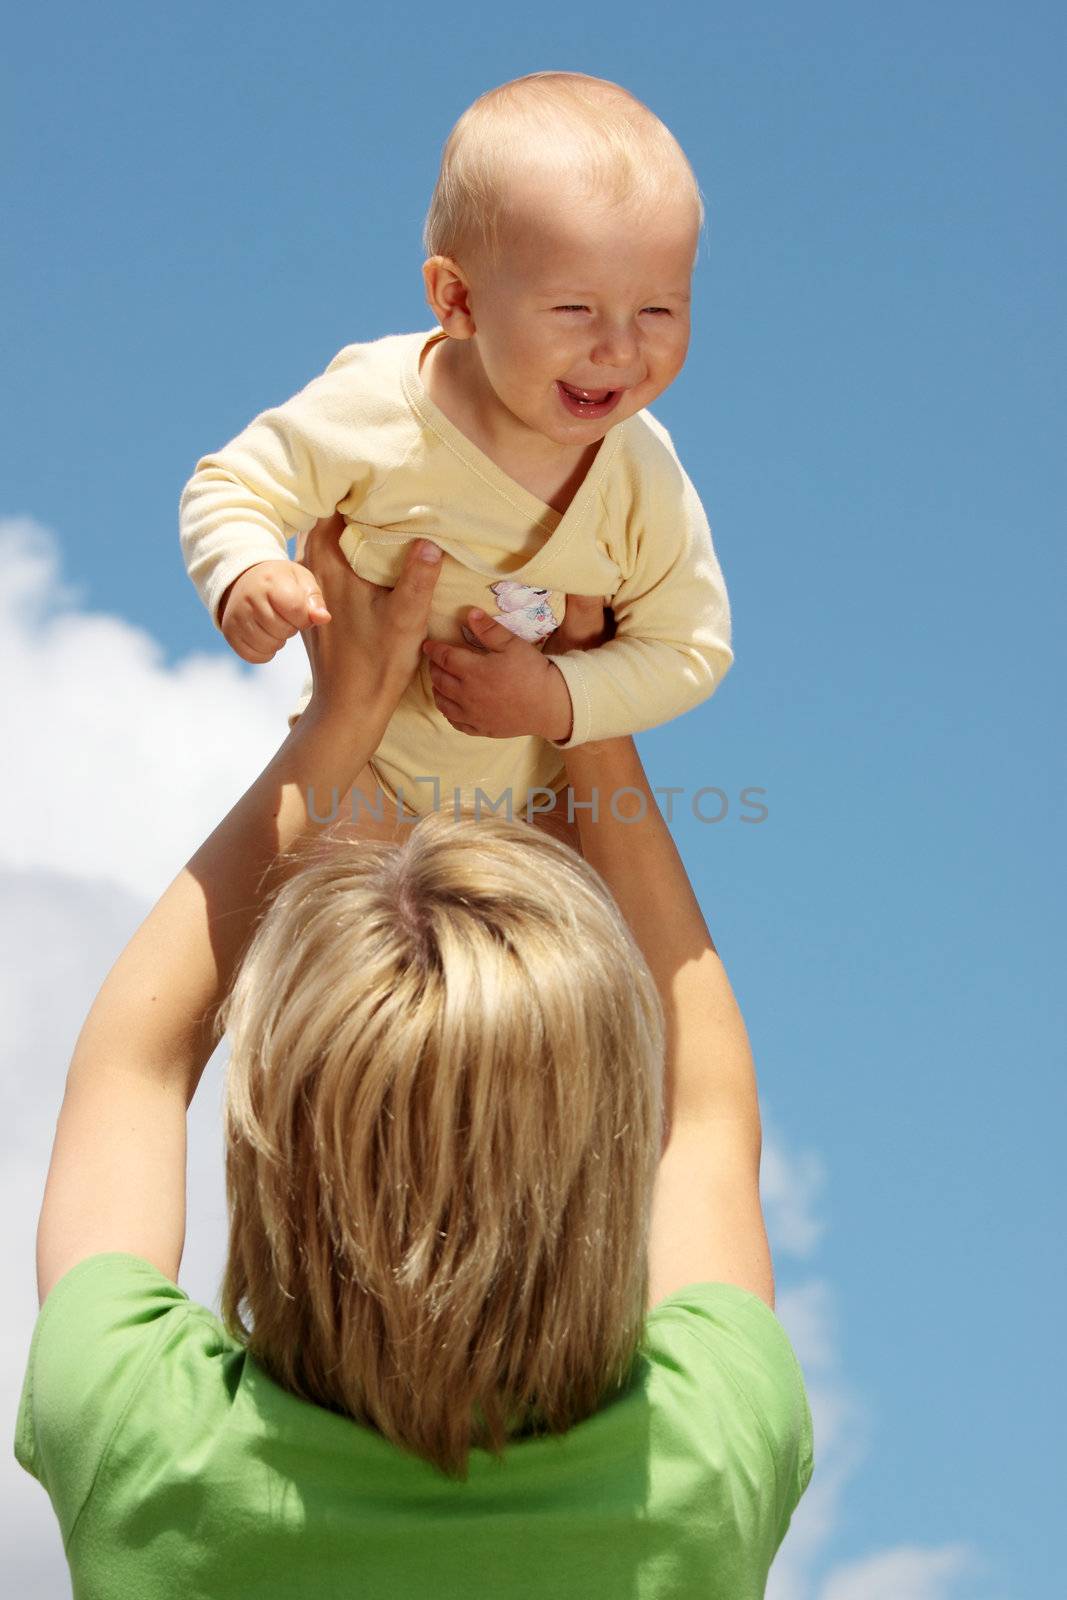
[560,382,614,403]
[556,381,623,418]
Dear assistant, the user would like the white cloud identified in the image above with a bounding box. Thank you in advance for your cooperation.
[0,516,309,901]
[1,519,985,1597]
[763,1123,828,1259]
[819,1544,982,1600]
[774,1276,837,1372]
[757,1128,992,1600]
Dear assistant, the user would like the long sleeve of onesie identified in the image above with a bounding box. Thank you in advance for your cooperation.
[541,426,733,749]
[179,347,375,628]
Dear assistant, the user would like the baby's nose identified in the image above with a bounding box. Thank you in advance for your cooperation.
[590,319,640,372]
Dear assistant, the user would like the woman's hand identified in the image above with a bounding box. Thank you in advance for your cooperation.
[298,513,443,721]
[544,594,616,654]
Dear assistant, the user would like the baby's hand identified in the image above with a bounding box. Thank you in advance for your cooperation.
[425,611,568,740]
[219,559,332,664]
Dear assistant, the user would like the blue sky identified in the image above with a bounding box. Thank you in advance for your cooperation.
[2,3,1063,1596]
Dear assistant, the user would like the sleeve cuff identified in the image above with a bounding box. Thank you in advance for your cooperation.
[200,540,294,633]
[543,654,593,749]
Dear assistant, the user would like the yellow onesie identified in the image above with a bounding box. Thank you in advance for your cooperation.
[180,329,733,818]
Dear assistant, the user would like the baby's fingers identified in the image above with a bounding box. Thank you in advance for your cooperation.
[232,640,277,665]
[269,565,332,629]
[460,608,516,652]
[233,610,290,659]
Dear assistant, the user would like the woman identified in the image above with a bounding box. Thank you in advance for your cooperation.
[15,521,813,1597]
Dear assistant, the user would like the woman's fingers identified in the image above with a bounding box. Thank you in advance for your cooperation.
[293,524,443,710]
[386,541,443,636]
[544,593,614,654]
[300,527,441,644]
[299,516,359,615]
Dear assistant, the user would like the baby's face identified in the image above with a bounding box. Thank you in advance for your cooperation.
[461,174,698,451]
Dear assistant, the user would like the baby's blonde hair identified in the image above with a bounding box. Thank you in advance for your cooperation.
[219,809,665,1479]
[423,70,705,267]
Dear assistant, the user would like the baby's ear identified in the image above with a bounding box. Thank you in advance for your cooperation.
[423,257,475,337]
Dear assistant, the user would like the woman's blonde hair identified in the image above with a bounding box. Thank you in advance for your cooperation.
[423,70,706,268]
[219,809,665,1479]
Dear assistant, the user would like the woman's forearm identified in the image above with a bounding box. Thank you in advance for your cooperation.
[70,695,390,1102]
[560,738,713,982]
[560,737,760,1130]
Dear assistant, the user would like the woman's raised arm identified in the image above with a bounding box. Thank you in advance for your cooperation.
[559,733,774,1312]
[33,527,443,1307]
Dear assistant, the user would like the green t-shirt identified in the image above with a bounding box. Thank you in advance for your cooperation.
[15,1253,813,1599]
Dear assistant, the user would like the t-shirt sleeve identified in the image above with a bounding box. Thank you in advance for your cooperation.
[13,1253,197,1548]
[649,1281,815,1550]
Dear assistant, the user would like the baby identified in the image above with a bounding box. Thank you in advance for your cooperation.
[179,71,733,833]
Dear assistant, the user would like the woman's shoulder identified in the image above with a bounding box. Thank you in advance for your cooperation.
[649,1276,787,1329]
[644,1280,814,1485]
[646,1279,809,1392]
[15,1253,243,1543]
[20,1252,207,1393]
